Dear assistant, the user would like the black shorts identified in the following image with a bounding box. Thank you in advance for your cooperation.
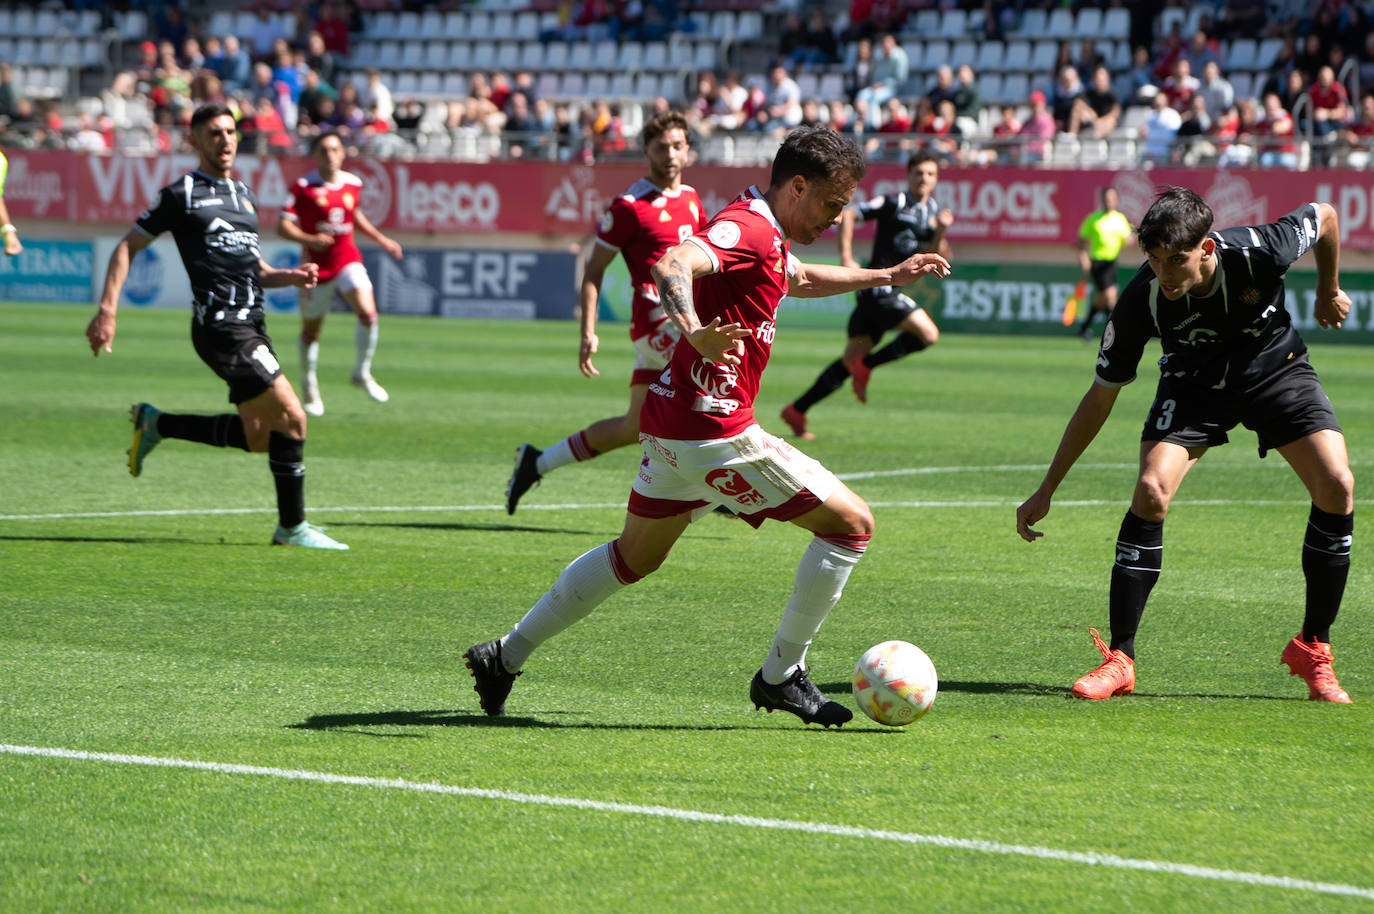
[848,288,920,341]
[191,313,283,404]
[1089,259,1117,293]
[1141,357,1341,458]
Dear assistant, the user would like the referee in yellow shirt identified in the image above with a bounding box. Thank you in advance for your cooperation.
[0,150,23,257]
[1075,186,1133,341]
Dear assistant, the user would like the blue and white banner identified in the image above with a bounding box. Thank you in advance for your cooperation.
[0,240,94,303]
[362,249,576,320]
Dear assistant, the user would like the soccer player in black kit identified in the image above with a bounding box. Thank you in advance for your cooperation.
[1017,187,1354,703]
[781,149,950,440]
[85,102,347,550]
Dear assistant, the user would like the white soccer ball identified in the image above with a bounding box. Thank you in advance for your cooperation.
[852,640,938,726]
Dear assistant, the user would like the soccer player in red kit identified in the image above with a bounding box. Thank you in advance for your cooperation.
[467,127,951,726]
[505,110,706,513]
[278,131,403,416]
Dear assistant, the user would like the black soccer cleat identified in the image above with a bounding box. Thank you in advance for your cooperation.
[464,640,521,716]
[505,444,543,515]
[750,668,852,728]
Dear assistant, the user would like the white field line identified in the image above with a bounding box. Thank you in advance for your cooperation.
[2,743,1371,901]
[0,464,1359,522]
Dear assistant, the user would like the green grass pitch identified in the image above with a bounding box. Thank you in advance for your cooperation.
[1,301,1371,912]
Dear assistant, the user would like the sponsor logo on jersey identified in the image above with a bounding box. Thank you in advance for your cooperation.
[191,198,224,208]
[1242,287,1260,305]
[707,220,741,250]
[206,216,234,234]
[690,358,738,399]
[343,192,354,209]
[659,210,672,222]
[1101,322,1115,350]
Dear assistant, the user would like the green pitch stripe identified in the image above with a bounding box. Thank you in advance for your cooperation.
[3,744,1371,901]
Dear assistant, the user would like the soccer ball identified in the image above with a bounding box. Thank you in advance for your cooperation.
[852,640,938,726]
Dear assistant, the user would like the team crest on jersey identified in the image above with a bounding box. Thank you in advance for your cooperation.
[1242,287,1260,305]
[689,201,699,220]
[659,210,672,222]
[708,220,741,250]
[344,192,355,208]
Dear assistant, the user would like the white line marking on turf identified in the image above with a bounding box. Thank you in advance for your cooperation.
[3,743,1371,901]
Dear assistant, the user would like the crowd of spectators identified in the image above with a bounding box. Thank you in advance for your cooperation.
[1,0,1372,170]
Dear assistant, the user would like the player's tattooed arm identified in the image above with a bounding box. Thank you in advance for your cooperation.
[652,241,749,365]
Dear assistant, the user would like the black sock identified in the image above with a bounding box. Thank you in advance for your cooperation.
[1078,311,1097,336]
[268,431,306,529]
[1301,505,1352,644]
[1108,511,1164,659]
[794,359,850,413]
[157,413,249,450]
[862,331,927,368]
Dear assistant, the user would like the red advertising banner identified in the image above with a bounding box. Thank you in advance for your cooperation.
[6,149,1374,250]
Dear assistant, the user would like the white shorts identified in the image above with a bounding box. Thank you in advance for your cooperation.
[299,261,372,320]
[630,318,680,386]
[630,423,840,527]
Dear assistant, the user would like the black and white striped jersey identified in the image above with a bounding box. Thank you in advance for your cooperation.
[856,191,944,269]
[1096,203,1319,392]
[134,170,265,318]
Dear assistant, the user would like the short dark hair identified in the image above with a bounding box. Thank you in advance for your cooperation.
[907,149,939,172]
[769,125,866,189]
[190,102,234,130]
[311,130,343,153]
[641,109,689,147]
[1137,186,1213,251]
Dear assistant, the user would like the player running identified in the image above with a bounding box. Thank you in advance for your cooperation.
[781,149,951,439]
[1017,187,1355,702]
[466,126,951,726]
[277,131,403,416]
[85,102,346,549]
[504,110,705,513]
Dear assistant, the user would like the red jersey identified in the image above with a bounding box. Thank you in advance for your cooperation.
[282,169,365,282]
[640,186,799,441]
[594,178,705,341]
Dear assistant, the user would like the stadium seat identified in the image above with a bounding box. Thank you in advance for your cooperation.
[495,41,520,70]
[1230,72,1255,102]
[610,72,635,98]
[233,11,257,38]
[392,71,419,96]
[818,72,844,99]
[518,40,544,72]
[418,72,442,98]
[0,39,13,62]
[912,9,939,35]
[399,40,425,70]
[567,41,598,70]
[208,11,234,39]
[514,12,539,41]
[1158,7,1186,38]
[1002,40,1031,72]
[12,8,34,36]
[535,72,560,98]
[442,12,467,41]
[543,41,569,70]
[442,71,468,96]
[1225,38,1258,72]
[465,12,492,40]
[901,41,923,70]
[375,40,401,69]
[586,72,610,97]
[1074,7,1102,39]
[797,72,818,97]
[444,41,472,70]
[693,42,718,71]
[423,41,448,70]
[979,72,1004,104]
[0,10,12,35]
[1001,72,1029,105]
[419,9,443,37]
[116,10,147,41]
[922,40,950,70]
[538,11,561,35]
[710,12,736,40]
[975,40,1005,74]
[560,71,586,97]
[491,11,515,38]
[1102,8,1130,40]
[950,40,977,69]
[736,11,763,40]
[1029,40,1057,74]
[470,42,496,70]
[1045,8,1074,39]
[1256,38,1284,69]
[939,8,968,39]
[396,11,420,36]
[1017,8,1047,38]
[14,38,36,65]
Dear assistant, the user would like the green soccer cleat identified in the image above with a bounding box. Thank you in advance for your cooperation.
[127,402,163,477]
[271,521,349,550]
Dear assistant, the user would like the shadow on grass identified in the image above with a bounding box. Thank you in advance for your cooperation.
[0,533,252,546]
[287,708,898,734]
[819,678,1302,701]
[330,521,609,536]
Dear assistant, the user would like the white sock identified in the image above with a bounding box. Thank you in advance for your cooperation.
[761,536,865,684]
[536,436,577,476]
[299,338,319,382]
[499,541,639,670]
[355,321,378,376]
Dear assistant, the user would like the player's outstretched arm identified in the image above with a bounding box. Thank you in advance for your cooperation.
[651,241,749,365]
[276,214,332,252]
[354,210,403,260]
[1016,382,1120,542]
[87,229,152,356]
[1312,202,1352,330]
[791,253,950,299]
[578,242,618,377]
[260,259,319,289]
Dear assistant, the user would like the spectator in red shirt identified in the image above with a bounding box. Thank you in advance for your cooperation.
[1161,58,1200,112]
[1256,92,1297,169]
[1309,65,1351,138]
[314,1,351,56]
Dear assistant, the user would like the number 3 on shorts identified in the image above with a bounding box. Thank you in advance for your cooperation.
[251,344,280,374]
[1154,398,1176,431]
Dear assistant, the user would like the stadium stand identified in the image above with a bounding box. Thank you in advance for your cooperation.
[0,1,1368,170]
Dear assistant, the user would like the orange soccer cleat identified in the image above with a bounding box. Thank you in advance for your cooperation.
[1281,634,1352,703]
[1071,627,1136,700]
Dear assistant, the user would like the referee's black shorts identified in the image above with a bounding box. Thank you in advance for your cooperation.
[191,313,283,404]
[1089,259,1118,293]
[1142,356,1341,458]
